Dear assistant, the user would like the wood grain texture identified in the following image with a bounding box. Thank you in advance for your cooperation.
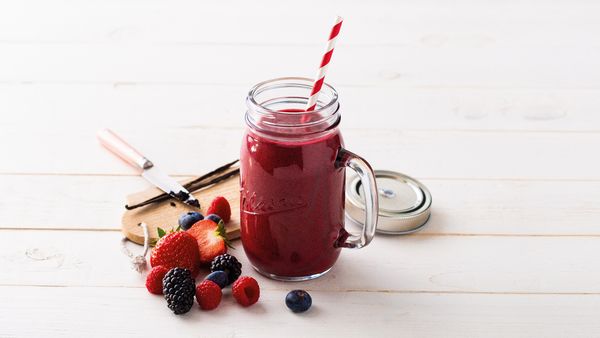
[0,1,598,89]
[2,0,600,336]
[2,126,599,180]
[1,175,599,236]
[1,0,599,47]
[0,2,598,89]
[0,43,598,89]
[2,84,597,131]
[122,174,241,244]
[2,286,600,338]
[3,229,600,294]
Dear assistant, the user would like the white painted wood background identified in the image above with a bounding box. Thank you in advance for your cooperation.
[1,0,599,337]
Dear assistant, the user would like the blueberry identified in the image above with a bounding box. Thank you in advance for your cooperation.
[178,211,203,230]
[285,290,312,313]
[206,214,222,224]
[205,271,228,289]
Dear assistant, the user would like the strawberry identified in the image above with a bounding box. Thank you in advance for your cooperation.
[195,280,222,310]
[150,231,200,273]
[145,265,169,295]
[206,196,231,223]
[187,220,232,265]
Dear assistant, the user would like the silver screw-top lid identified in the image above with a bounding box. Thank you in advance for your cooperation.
[346,170,432,235]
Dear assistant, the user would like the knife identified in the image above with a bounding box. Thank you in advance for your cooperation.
[97,129,200,208]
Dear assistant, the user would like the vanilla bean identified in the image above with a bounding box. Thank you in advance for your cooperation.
[186,168,240,192]
[125,160,240,210]
[182,159,239,190]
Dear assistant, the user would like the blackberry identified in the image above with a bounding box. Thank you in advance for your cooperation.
[162,267,196,315]
[210,254,242,286]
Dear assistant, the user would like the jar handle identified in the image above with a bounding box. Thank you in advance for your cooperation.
[337,148,378,249]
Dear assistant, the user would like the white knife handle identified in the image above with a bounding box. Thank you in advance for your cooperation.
[97,129,153,171]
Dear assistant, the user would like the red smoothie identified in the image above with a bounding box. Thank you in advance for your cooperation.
[240,127,347,278]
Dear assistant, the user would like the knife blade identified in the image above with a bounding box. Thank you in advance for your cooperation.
[97,128,200,208]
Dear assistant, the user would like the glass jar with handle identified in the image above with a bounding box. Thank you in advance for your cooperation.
[240,77,378,281]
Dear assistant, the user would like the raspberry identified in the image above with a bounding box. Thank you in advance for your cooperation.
[195,280,222,310]
[145,266,169,295]
[232,276,260,307]
[206,196,231,223]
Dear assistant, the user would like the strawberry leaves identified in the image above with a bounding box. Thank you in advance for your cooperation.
[216,221,235,250]
[154,226,182,246]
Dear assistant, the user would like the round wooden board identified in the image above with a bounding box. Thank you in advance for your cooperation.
[121,175,241,246]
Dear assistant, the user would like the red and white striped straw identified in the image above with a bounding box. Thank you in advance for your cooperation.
[305,16,343,112]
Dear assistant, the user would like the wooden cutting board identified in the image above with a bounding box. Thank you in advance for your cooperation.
[122,173,241,246]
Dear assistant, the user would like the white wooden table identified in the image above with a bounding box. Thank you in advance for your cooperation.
[1,1,599,337]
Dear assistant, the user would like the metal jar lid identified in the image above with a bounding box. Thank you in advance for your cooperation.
[346,170,432,235]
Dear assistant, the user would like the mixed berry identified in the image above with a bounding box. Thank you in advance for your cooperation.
[144,196,262,314]
[143,195,316,315]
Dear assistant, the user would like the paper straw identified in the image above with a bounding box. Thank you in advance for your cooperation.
[305,16,343,112]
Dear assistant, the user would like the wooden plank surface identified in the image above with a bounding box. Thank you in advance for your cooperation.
[1,0,599,47]
[1,175,599,236]
[2,84,599,132]
[0,43,598,89]
[0,127,600,180]
[2,286,600,338]
[1,127,600,180]
[122,174,241,244]
[2,0,600,336]
[3,229,600,294]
